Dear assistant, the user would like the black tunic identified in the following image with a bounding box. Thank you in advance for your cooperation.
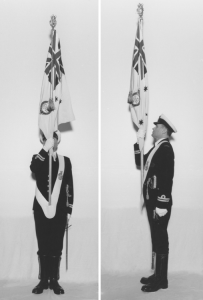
[30,149,74,256]
[134,138,174,209]
[134,139,175,254]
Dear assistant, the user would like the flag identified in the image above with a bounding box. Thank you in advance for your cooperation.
[39,29,75,139]
[128,17,149,151]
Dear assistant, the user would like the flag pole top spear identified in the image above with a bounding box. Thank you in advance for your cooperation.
[137,3,144,19]
[50,15,57,30]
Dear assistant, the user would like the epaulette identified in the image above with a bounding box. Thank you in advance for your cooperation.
[35,153,45,161]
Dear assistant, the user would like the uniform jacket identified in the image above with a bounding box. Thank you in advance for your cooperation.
[134,138,174,209]
[30,148,74,215]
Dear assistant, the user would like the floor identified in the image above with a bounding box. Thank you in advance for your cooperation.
[101,272,203,300]
[0,280,98,300]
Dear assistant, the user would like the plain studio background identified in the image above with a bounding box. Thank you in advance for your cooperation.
[101,0,203,299]
[0,0,98,299]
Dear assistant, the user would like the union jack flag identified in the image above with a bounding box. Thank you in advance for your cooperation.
[39,30,75,140]
[45,30,65,89]
[128,16,149,150]
[133,21,147,80]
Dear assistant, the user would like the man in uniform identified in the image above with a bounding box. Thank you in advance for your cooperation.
[30,130,74,295]
[134,114,177,292]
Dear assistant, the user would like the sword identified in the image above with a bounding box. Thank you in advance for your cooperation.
[66,222,72,271]
[65,184,72,271]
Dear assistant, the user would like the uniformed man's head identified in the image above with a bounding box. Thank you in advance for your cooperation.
[152,115,177,142]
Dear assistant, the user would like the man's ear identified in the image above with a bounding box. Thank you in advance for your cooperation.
[161,125,168,134]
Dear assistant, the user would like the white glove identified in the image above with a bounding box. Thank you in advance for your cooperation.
[43,138,54,152]
[136,128,145,141]
[155,207,168,217]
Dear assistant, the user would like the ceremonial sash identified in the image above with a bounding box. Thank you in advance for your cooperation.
[143,140,168,184]
[35,155,65,219]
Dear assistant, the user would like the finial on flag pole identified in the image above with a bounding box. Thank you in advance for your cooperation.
[50,15,57,29]
[137,3,144,19]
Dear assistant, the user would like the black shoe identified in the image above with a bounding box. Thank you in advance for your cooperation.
[141,254,168,293]
[50,279,64,294]
[141,278,168,292]
[32,280,48,294]
[140,274,155,285]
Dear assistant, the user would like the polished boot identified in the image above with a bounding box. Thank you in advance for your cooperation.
[32,255,49,294]
[140,252,156,284]
[49,256,64,295]
[151,251,156,270]
[141,254,168,292]
[140,273,155,285]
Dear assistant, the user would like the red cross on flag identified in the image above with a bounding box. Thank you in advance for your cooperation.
[128,16,149,151]
[39,30,75,139]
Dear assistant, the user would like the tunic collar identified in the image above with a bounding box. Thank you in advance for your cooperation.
[155,138,168,147]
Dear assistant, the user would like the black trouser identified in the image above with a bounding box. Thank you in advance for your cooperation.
[34,210,67,256]
[146,205,171,254]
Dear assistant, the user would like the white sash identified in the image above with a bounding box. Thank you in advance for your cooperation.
[35,155,65,219]
[143,140,168,184]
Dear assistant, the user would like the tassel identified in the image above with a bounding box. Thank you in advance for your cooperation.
[47,98,55,112]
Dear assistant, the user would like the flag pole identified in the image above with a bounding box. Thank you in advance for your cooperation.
[137,4,145,209]
[48,149,53,205]
[48,15,57,205]
[140,147,144,209]
[66,226,68,270]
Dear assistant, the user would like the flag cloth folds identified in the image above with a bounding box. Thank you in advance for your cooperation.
[128,17,149,151]
[39,29,75,139]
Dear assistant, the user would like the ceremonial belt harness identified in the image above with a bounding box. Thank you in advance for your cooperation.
[35,155,65,219]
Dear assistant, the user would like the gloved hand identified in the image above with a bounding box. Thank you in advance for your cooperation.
[136,128,145,141]
[43,138,54,152]
[136,129,146,152]
[155,207,168,217]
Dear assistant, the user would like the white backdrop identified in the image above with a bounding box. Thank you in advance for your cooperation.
[0,0,98,285]
[101,0,203,277]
